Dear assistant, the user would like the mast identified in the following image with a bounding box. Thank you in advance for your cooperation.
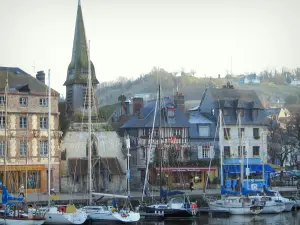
[238,112,244,190]
[159,83,162,202]
[262,133,265,186]
[4,73,8,187]
[87,40,92,205]
[48,69,51,205]
[25,116,28,197]
[219,110,223,190]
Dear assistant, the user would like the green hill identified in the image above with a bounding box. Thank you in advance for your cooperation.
[95,68,300,107]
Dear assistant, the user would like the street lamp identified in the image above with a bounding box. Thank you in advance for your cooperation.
[125,134,131,197]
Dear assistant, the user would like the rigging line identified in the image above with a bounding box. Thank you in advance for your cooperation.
[142,90,159,202]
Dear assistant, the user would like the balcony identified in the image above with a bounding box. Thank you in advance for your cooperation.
[223,158,261,165]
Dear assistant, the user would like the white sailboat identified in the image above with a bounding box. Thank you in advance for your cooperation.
[207,110,264,215]
[40,70,87,225]
[78,40,140,223]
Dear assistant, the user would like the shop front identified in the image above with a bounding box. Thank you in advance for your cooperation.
[0,165,46,193]
[152,166,218,190]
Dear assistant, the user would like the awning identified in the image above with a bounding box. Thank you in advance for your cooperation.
[155,167,217,172]
[100,157,124,175]
[223,164,275,174]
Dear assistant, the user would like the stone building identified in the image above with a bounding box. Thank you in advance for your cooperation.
[0,67,60,193]
[60,123,126,193]
[63,0,99,118]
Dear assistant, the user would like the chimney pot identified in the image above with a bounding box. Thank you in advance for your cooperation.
[36,71,46,84]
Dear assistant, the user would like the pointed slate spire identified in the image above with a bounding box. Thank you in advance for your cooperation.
[64,0,99,86]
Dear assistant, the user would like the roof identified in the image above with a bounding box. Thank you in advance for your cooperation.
[121,97,190,128]
[208,88,264,109]
[68,158,87,175]
[100,157,124,175]
[64,1,99,86]
[265,108,281,117]
[0,67,59,95]
[189,105,199,111]
[189,111,214,124]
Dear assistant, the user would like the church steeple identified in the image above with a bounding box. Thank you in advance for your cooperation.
[64,0,99,86]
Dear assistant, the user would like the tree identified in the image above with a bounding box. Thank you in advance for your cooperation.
[118,94,126,102]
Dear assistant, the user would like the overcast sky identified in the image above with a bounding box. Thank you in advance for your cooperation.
[1,0,300,95]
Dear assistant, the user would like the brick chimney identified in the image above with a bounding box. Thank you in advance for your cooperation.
[133,97,144,115]
[36,71,46,83]
[174,92,185,113]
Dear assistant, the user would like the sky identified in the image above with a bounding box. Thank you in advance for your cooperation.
[1,0,300,96]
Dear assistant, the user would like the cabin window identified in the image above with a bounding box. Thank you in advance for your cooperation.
[224,146,231,158]
[253,146,260,157]
[40,117,48,129]
[40,98,48,106]
[40,140,48,156]
[19,116,27,129]
[0,96,5,105]
[0,116,5,128]
[199,125,210,137]
[19,97,28,107]
[20,140,27,156]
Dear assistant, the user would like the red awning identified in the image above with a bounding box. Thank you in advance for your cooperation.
[154,167,217,172]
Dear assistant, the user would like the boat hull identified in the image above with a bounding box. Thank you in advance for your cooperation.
[44,212,87,224]
[0,218,45,225]
[283,202,295,212]
[209,203,263,215]
[260,204,285,214]
[142,206,196,218]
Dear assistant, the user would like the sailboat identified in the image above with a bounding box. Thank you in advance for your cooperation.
[37,70,87,224]
[139,84,197,218]
[0,76,45,225]
[207,110,265,215]
[78,41,140,223]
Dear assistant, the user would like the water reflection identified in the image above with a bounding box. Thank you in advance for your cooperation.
[137,212,300,225]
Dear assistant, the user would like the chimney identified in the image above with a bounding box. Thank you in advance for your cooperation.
[133,97,144,115]
[125,99,131,115]
[36,71,46,83]
[174,92,185,113]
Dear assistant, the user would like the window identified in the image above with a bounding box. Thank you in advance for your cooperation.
[224,146,231,158]
[0,141,5,156]
[253,109,258,118]
[19,97,28,107]
[0,116,5,128]
[223,109,229,116]
[140,147,146,159]
[253,128,260,139]
[253,146,260,156]
[224,128,231,140]
[238,146,246,157]
[199,126,210,137]
[154,129,159,137]
[142,128,148,136]
[39,98,48,106]
[20,141,27,156]
[202,145,210,158]
[167,109,175,117]
[19,116,27,129]
[239,128,245,138]
[173,128,182,136]
[40,140,48,156]
[239,109,245,117]
[40,117,48,129]
[0,96,5,105]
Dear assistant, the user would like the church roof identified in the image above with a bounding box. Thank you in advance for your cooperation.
[64,1,99,86]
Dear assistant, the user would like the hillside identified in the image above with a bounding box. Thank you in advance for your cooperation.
[95,68,300,108]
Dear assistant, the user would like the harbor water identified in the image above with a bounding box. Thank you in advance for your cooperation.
[92,212,300,225]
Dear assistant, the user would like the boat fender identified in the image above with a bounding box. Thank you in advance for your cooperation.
[58,206,66,214]
[111,207,116,213]
[191,202,197,209]
[121,212,127,217]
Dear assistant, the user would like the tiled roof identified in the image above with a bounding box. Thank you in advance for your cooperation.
[121,97,190,128]
[0,67,59,95]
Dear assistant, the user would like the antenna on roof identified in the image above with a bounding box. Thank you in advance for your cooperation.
[33,60,36,75]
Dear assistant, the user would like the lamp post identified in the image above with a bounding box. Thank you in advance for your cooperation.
[125,134,131,197]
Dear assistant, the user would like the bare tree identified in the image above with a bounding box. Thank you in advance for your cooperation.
[190,69,196,77]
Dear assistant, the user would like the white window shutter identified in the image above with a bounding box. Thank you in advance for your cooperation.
[210,146,214,158]
[197,146,202,159]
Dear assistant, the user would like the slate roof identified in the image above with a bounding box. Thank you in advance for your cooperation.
[64,2,99,85]
[208,88,264,109]
[189,111,214,124]
[121,97,190,128]
[265,108,281,117]
[0,67,59,95]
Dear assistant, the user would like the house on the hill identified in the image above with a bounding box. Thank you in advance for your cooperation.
[240,74,260,84]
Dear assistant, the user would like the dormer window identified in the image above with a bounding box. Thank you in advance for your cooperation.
[239,109,245,117]
[167,108,175,117]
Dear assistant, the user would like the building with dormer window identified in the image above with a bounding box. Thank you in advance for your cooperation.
[199,83,274,189]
